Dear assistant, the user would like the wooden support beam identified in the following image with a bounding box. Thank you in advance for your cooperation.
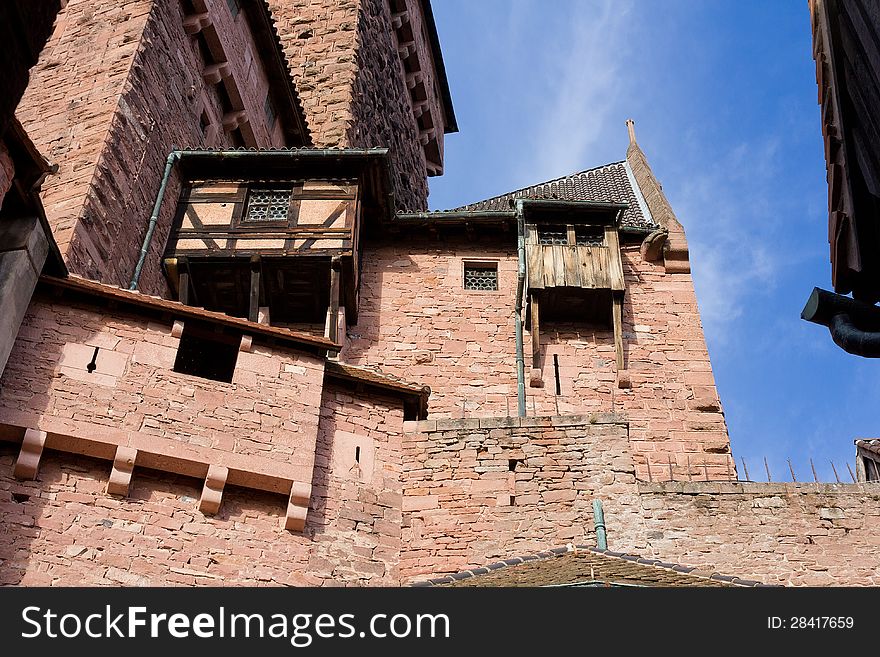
[178,257,190,305]
[529,293,543,388]
[613,293,630,389]
[327,257,341,346]
[248,256,261,323]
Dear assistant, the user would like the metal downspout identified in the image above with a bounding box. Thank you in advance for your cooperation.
[515,200,526,417]
[129,151,179,290]
[592,499,607,550]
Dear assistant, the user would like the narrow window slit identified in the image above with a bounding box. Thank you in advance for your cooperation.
[355,446,361,463]
[87,347,100,373]
[553,354,561,395]
[509,495,516,506]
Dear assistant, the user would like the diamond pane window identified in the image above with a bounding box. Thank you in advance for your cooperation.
[575,226,604,246]
[464,265,498,291]
[245,188,291,223]
[538,226,568,245]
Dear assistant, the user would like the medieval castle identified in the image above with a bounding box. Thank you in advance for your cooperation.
[0,0,877,586]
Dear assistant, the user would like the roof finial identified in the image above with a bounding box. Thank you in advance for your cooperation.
[626,118,637,146]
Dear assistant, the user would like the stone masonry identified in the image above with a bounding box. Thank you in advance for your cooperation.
[269,0,433,210]
[18,0,292,290]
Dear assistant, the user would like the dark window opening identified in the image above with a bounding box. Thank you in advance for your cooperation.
[464,264,498,291]
[11,492,30,503]
[538,226,568,245]
[508,459,521,472]
[199,110,210,136]
[229,127,246,148]
[575,225,604,246]
[355,446,361,463]
[244,187,292,223]
[264,93,276,126]
[173,324,239,383]
[226,0,240,17]
[509,495,516,506]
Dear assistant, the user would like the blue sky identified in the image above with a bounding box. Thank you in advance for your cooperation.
[428,0,874,482]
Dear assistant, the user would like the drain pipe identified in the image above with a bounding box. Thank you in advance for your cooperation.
[801,287,880,357]
[514,199,527,417]
[592,499,607,550]
[129,151,179,290]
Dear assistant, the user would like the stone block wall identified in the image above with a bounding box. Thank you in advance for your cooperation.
[343,235,733,478]
[398,415,648,580]
[0,294,325,481]
[638,481,880,586]
[18,0,290,291]
[0,374,410,586]
[269,0,430,210]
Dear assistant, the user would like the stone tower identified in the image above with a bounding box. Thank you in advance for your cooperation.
[268,0,457,211]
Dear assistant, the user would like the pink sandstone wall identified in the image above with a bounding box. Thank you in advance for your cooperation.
[0,295,324,478]
[268,0,430,210]
[638,481,880,586]
[0,384,408,586]
[18,0,289,291]
[399,415,648,580]
[0,141,15,208]
[343,235,733,479]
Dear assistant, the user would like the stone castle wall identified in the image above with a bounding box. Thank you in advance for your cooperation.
[269,0,429,210]
[18,0,289,290]
[343,235,732,478]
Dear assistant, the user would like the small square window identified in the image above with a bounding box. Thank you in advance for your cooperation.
[464,264,498,291]
[244,188,292,223]
[575,225,604,246]
[538,226,568,245]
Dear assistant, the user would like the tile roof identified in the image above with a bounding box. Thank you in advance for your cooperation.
[325,361,430,401]
[413,546,769,587]
[856,439,880,456]
[450,161,656,230]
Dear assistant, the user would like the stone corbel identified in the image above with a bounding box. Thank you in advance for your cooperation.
[106,446,137,496]
[13,428,46,480]
[182,12,211,36]
[284,482,311,532]
[663,233,691,274]
[171,320,185,338]
[222,110,248,133]
[239,335,253,353]
[198,465,228,515]
[640,227,668,262]
[202,62,231,85]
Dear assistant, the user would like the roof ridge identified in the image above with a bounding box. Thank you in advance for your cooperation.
[446,160,627,212]
[411,543,771,587]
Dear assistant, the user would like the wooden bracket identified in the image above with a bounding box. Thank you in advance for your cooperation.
[107,446,137,496]
[284,481,311,532]
[13,428,47,480]
[199,465,229,515]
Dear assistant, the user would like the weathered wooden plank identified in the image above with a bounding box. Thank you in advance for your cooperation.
[612,293,624,371]
[327,257,341,343]
[605,228,626,291]
[563,246,580,287]
[552,245,566,287]
[527,245,544,289]
[530,293,541,369]
[542,246,555,288]
[248,257,261,323]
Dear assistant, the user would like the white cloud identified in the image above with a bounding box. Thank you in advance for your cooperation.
[522,0,634,182]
